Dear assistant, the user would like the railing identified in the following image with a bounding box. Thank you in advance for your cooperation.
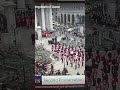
[86,25,120,49]
[103,28,120,47]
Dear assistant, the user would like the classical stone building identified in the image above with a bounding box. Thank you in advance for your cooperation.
[54,3,85,26]
[35,3,85,31]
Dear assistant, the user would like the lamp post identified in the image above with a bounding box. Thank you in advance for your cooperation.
[64,58,65,70]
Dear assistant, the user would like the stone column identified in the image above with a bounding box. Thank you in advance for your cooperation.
[35,26,42,46]
[4,2,16,33]
[35,7,37,28]
[66,13,68,25]
[70,14,72,25]
[58,15,60,24]
[3,1,16,49]
[49,3,53,31]
[107,2,116,18]
[45,8,50,31]
[74,14,77,25]
[37,9,42,28]
[41,4,46,31]
[17,0,26,10]
[37,26,42,44]
[59,13,61,24]
[79,14,81,24]
[63,13,65,24]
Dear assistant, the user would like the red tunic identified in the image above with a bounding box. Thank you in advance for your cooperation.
[103,80,109,90]
[71,58,74,63]
[78,60,80,64]
[51,45,54,51]
[61,54,64,59]
[96,84,102,90]
[44,65,47,72]
[107,57,112,63]
[38,63,42,69]
[112,78,118,86]
[88,54,92,59]
[96,54,100,61]
[51,69,54,74]
[58,70,61,75]
[66,57,69,62]
[86,78,92,88]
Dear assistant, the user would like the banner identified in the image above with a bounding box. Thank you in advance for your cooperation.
[42,75,85,85]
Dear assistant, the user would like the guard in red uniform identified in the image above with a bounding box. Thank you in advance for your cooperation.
[112,60,116,75]
[96,78,102,90]
[66,55,69,65]
[70,57,74,67]
[51,44,54,51]
[103,79,109,90]
[92,68,97,86]
[86,74,92,90]
[38,63,42,69]
[54,45,57,52]
[111,76,118,90]
[51,64,53,71]
[96,50,100,63]
[51,69,54,75]
[61,54,64,63]
[64,48,66,56]
[75,61,77,69]
[78,58,80,68]
[107,52,112,73]
[87,52,93,60]
[82,54,84,66]
[58,70,61,75]
[44,65,47,72]
[68,49,70,56]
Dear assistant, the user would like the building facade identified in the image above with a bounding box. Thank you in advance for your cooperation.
[55,3,85,26]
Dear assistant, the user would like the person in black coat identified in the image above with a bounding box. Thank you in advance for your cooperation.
[1,83,7,90]
[31,33,35,45]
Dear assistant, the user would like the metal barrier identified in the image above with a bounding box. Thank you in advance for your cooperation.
[103,28,120,47]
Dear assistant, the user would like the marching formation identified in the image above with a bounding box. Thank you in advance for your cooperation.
[35,29,85,76]
[86,46,120,90]
[51,43,85,70]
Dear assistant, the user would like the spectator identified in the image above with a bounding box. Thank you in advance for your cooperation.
[31,33,35,45]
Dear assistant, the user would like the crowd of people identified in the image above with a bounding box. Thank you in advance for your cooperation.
[89,13,119,29]
[51,43,85,73]
[85,44,120,90]
[35,29,85,76]
[35,43,85,76]
[16,10,34,28]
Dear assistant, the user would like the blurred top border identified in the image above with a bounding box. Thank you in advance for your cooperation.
[33,0,85,3]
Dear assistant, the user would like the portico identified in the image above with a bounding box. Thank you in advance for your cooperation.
[35,4,60,31]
